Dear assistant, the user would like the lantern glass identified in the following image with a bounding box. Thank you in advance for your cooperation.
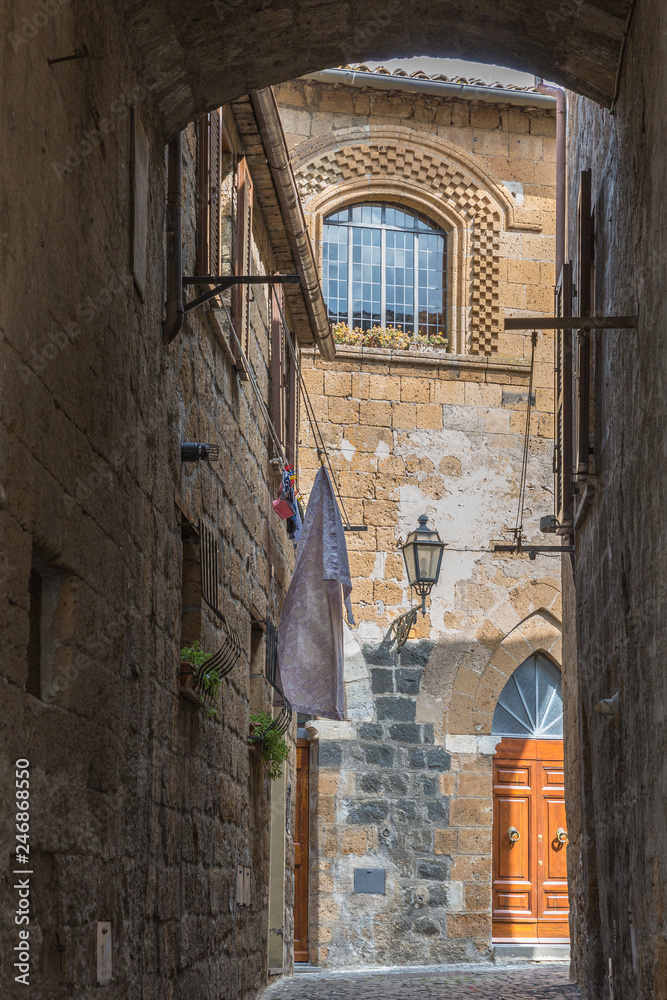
[401,514,445,587]
[415,539,443,583]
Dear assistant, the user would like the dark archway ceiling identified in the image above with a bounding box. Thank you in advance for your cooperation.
[123,0,631,135]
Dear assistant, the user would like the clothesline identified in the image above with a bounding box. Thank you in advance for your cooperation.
[271,285,356,531]
[219,299,288,470]
[216,285,358,532]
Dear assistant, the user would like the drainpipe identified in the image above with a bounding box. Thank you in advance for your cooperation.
[163,132,184,344]
[303,68,558,110]
[534,79,566,281]
[250,87,335,361]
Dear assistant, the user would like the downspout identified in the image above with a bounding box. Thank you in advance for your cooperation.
[534,79,566,280]
[163,132,184,344]
[250,87,335,361]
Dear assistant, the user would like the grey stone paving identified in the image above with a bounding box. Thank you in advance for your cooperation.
[264,964,581,1000]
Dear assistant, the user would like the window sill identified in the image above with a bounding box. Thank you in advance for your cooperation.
[303,344,531,374]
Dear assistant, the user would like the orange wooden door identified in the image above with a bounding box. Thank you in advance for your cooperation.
[492,738,569,942]
[536,758,570,939]
[293,739,309,962]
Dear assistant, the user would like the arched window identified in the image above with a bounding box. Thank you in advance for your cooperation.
[322,203,447,337]
[492,654,563,739]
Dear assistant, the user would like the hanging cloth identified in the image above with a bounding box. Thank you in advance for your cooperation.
[278,466,354,720]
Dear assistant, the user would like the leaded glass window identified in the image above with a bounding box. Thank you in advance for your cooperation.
[492,654,563,739]
[322,203,447,337]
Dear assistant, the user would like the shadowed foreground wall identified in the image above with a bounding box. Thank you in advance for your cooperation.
[0,13,296,995]
[563,0,667,995]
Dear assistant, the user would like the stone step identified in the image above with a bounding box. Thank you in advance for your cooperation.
[493,943,570,963]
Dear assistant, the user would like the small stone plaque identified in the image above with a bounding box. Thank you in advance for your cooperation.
[96,921,112,985]
[353,868,386,894]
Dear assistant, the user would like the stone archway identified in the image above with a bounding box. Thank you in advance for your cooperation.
[445,606,562,741]
[116,0,630,135]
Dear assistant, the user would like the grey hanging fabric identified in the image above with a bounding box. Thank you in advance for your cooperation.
[278,466,354,720]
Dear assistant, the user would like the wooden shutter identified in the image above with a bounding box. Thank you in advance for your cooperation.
[294,739,310,962]
[271,281,285,447]
[554,263,573,530]
[196,114,210,275]
[271,283,299,465]
[196,110,223,276]
[234,157,253,357]
[575,170,594,477]
[287,328,298,466]
[208,109,221,276]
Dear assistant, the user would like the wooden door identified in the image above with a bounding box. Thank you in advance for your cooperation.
[293,739,309,962]
[492,738,569,942]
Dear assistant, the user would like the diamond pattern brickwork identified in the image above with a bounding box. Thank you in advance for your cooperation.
[295,143,502,355]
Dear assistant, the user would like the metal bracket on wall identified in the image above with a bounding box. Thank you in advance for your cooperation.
[389,607,418,649]
[504,316,638,330]
[182,273,301,313]
[493,544,575,561]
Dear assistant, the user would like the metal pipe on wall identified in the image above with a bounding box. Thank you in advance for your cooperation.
[534,79,566,280]
[303,68,558,110]
[163,133,184,345]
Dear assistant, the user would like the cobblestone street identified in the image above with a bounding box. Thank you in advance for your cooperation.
[265,964,580,1000]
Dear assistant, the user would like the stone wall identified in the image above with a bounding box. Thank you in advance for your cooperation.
[297,342,563,967]
[0,15,296,994]
[280,79,564,967]
[561,0,667,994]
[276,78,557,355]
[309,639,497,967]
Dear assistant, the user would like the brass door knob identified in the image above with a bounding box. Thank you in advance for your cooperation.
[556,827,569,844]
[508,826,520,843]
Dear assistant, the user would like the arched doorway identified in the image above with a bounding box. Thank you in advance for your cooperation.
[491,654,569,943]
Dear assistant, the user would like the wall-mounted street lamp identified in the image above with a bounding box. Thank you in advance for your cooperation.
[390,514,446,648]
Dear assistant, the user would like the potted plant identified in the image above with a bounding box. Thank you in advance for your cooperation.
[248,711,291,780]
[180,642,221,718]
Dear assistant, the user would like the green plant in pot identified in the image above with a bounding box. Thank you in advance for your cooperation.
[248,711,290,780]
[180,641,222,719]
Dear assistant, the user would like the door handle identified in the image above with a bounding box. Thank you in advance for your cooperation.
[507,826,520,843]
[556,827,569,844]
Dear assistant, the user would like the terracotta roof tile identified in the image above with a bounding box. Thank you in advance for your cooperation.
[341,64,538,93]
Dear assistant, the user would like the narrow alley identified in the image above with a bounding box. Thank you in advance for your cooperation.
[265,965,580,999]
[3,0,667,998]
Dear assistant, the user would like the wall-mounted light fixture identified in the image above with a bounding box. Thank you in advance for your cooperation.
[401,514,446,614]
[180,442,220,463]
[390,514,446,648]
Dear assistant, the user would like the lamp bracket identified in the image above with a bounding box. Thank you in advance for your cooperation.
[389,608,418,650]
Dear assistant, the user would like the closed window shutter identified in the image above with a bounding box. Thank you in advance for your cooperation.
[554,262,573,529]
[196,110,223,276]
[196,114,210,275]
[208,109,221,276]
[234,157,253,357]
[287,327,298,466]
[271,280,285,447]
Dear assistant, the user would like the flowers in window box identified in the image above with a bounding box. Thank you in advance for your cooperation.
[331,323,448,351]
